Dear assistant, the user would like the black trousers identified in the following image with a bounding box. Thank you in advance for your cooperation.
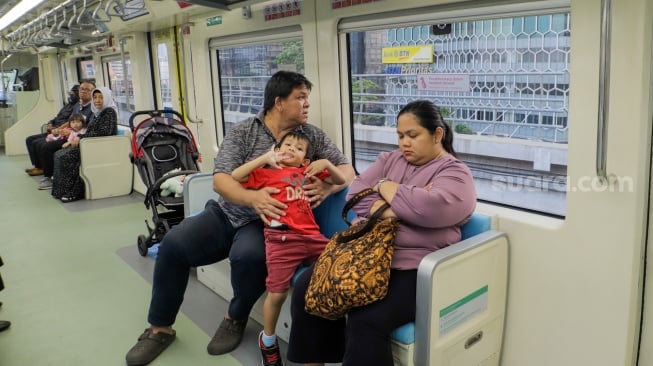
[147,200,268,326]
[0,256,4,292]
[25,133,47,166]
[36,139,66,177]
[288,266,417,366]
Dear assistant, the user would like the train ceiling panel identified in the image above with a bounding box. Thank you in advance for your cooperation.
[179,0,265,9]
[0,0,217,52]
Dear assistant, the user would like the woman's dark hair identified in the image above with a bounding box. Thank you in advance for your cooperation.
[397,99,456,157]
[263,71,313,114]
[277,130,312,158]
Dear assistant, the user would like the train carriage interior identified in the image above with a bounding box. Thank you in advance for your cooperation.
[0,0,652,365]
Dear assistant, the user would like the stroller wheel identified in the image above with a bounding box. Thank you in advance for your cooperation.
[137,235,149,257]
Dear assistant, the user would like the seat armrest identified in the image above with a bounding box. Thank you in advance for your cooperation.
[183,172,220,217]
[79,135,133,199]
[414,230,509,366]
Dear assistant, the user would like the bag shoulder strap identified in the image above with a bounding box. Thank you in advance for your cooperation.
[337,188,392,243]
[342,188,379,224]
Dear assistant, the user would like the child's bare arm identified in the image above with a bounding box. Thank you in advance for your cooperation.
[305,159,347,185]
[231,145,289,182]
[231,154,268,182]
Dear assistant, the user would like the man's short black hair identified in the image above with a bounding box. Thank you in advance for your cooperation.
[262,71,312,114]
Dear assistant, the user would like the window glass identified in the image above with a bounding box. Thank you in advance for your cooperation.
[216,39,304,135]
[346,11,571,216]
[105,58,134,126]
[157,43,173,109]
[78,59,96,81]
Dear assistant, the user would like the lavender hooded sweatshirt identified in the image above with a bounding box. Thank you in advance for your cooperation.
[347,150,476,269]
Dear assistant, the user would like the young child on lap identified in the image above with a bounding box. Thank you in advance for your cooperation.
[232,130,346,366]
[46,113,86,147]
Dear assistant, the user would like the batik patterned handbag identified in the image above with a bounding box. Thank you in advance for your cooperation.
[304,188,399,320]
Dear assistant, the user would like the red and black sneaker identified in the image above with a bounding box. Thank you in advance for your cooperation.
[258,331,284,366]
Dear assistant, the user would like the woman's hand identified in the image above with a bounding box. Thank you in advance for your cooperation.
[370,198,396,219]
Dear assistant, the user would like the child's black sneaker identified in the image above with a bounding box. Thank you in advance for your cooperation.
[258,331,284,366]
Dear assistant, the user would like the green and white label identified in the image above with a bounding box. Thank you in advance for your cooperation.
[439,285,488,336]
[206,16,222,27]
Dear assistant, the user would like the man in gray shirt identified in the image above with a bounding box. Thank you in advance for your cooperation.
[126,71,355,366]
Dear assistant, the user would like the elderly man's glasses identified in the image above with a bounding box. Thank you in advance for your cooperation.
[79,87,92,92]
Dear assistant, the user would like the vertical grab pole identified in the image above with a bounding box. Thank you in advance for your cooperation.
[39,55,55,102]
[596,0,612,182]
[1,38,7,97]
[120,36,134,113]
[178,23,202,124]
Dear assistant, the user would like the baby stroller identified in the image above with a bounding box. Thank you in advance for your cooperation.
[130,110,201,256]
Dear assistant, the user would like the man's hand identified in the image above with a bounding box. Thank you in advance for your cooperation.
[250,187,287,225]
[303,175,332,208]
[59,129,72,137]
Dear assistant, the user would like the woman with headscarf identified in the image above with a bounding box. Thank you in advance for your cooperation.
[51,87,118,202]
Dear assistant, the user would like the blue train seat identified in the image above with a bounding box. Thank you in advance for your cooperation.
[390,214,491,343]
[389,213,508,366]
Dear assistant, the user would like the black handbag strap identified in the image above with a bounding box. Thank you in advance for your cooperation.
[342,188,385,224]
[337,188,392,243]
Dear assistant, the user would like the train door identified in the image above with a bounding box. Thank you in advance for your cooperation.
[151,28,182,113]
[101,54,134,125]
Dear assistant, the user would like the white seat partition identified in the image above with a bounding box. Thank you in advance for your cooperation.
[183,172,220,217]
[411,230,508,366]
[79,126,133,200]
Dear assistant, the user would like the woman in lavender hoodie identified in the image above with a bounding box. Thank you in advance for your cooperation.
[288,100,477,366]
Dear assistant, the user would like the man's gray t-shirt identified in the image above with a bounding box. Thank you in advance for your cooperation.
[214,112,349,229]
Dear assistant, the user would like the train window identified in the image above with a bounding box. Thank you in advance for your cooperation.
[212,32,304,136]
[1,69,18,92]
[343,10,570,216]
[77,58,96,82]
[156,43,173,109]
[102,56,135,126]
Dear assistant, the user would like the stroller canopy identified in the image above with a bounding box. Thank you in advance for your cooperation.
[131,115,198,159]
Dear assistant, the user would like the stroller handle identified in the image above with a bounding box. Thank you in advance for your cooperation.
[129,109,186,130]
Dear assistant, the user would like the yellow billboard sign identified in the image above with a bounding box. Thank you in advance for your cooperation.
[382,45,434,64]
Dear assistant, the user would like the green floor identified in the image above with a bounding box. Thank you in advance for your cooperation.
[0,152,241,366]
